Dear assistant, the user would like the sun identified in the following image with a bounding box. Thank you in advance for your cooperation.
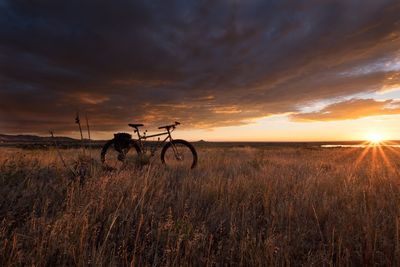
[366,132,384,144]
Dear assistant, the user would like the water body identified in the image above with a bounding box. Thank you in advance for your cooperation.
[321,144,400,148]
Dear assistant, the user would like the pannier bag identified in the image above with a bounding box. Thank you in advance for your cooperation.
[113,133,132,151]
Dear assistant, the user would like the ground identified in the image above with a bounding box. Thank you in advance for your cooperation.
[1,145,400,266]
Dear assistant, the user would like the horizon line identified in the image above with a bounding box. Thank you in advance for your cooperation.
[1,133,400,143]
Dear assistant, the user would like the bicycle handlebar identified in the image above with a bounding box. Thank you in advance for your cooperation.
[158,121,180,129]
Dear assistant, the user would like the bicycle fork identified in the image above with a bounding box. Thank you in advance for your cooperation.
[167,131,183,161]
[170,142,183,161]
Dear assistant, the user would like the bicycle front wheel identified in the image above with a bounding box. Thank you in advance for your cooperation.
[161,139,198,169]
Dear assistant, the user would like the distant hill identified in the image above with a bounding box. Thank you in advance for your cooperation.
[0,134,105,149]
[0,134,77,143]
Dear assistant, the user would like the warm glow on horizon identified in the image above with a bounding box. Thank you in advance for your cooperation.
[366,132,384,144]
[49,114,400,142]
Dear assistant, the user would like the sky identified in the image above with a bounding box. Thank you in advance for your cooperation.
[1,0,400,141]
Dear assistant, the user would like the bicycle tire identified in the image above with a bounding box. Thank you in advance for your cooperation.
[160,139,198,169]
[101,139,141,170]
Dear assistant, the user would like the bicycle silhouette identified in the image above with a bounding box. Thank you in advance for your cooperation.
[101,121,198,170]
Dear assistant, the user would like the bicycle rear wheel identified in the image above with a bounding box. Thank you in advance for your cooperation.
[161,139,197,169]
[101,140,141,170]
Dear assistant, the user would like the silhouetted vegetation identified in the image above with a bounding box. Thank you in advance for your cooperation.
[1,146,400,266]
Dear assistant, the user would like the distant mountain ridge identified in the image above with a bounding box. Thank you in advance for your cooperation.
[0,134,78,143]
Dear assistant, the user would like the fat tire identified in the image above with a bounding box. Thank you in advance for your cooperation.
[161,139,198,169]
[101,139,141,169]
[100,139,115,165]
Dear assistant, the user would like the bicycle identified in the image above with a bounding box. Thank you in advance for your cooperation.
[101,121,198,170]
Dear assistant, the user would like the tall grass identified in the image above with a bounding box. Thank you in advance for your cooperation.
[1,146,400,266]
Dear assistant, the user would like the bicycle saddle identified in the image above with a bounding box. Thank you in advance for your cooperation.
[128,123,144,128]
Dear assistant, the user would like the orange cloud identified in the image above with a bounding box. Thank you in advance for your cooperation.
[290,98,400,122]
[2,1,400,135]
[75,93,110,105]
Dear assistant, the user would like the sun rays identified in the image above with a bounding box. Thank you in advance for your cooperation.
[350,138,400,175]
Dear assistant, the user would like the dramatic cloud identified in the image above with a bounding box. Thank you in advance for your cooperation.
[290,98,400,121]
[1,0,400,134]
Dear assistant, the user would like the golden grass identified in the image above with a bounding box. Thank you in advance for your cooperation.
[1,146,400,266]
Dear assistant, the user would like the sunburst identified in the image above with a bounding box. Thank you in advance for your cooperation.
[366,132,384,145]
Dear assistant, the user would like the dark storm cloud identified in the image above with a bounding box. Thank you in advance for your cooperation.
[1,0,400,134]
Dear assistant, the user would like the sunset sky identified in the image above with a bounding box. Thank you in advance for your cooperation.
[1,0,400,141]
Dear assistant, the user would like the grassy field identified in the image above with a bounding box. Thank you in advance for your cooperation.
[1,145,400,266]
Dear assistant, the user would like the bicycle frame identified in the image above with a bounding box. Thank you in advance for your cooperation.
[132,127,178,156]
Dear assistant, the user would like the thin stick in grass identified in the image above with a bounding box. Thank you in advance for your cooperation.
[85,113,92,158]
[85,113,91,141]
[75,112,85,155]
[49,131,77,177]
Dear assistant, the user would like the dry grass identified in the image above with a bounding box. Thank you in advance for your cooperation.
[1,145,400,266]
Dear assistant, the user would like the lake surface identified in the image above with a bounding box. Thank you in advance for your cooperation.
[321,144,400,148]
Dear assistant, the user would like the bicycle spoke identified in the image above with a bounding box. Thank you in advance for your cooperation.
[124,150,141,167]
[103,146,140,170]
[163,143,194,168]
[104,145,125,170]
